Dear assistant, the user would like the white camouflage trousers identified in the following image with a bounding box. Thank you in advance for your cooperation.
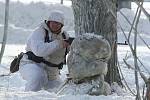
[19,63,62,91]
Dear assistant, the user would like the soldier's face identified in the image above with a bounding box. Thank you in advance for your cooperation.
[48,21,63,33]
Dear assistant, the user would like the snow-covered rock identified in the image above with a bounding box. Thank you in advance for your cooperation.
[58,33,111,95]
[57,75,111,96]
[67,33,111,81]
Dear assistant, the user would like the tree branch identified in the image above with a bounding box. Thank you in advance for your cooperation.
[135,1,150,22]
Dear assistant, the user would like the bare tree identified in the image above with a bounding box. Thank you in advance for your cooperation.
[0,0,10,63]
[61,0,63,4]
[72,0,122,85]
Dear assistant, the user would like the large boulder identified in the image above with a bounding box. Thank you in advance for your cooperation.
[57,33,112,95]
[67,33,111,81]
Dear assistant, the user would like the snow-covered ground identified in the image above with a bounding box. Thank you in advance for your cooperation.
[0,1,150,100]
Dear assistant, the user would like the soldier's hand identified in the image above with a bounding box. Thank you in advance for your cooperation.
[62,40,70,48]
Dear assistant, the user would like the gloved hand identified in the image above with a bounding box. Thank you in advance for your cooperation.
[64,37,74,45]
[58,62,64,69]
[62,40,70,48]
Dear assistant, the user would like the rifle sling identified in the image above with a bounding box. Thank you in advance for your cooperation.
[25,51,62,68]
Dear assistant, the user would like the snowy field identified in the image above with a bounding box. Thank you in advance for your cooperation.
[0,1,150,100]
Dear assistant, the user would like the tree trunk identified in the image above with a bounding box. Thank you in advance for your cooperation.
[0,0,9,63]
[72,0,122,86]
[146,78,150,100]
[61,0,63,4]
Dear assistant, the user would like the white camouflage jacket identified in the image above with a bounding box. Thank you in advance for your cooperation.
[20,21,69,80]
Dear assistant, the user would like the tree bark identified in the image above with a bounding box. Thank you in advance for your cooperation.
[72,0,122,86]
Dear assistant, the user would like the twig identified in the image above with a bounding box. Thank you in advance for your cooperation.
[128,4,140,41]
[134,2,142,99]
[142,84,146,100]
[137,57,150,75]
[135,1,150,22]
[56,78,70,95]
[123,58,147,83]
[118,60,136,96]
[123,59,134,70]
[119,7,150,75]
[138,34,150,50]
[124,51,130,60]
[123,59,148,83]
[0,72,11,77]
[119,10,150,50]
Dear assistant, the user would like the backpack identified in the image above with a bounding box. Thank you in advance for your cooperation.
[10,52,24,73]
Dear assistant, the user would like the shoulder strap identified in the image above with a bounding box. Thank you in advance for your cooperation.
[25,51,63,69]
[62,32,66,39]
[62,32,68,64]
[44,20,50,43]
[44,29,50,43]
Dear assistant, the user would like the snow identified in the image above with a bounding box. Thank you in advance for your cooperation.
[0,1,150,100]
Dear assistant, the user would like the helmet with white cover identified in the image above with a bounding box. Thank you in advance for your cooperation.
[48,10,64,25]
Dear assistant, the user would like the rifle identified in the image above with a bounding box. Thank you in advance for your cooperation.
[64,37,128,46]
[64,37,75,45]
